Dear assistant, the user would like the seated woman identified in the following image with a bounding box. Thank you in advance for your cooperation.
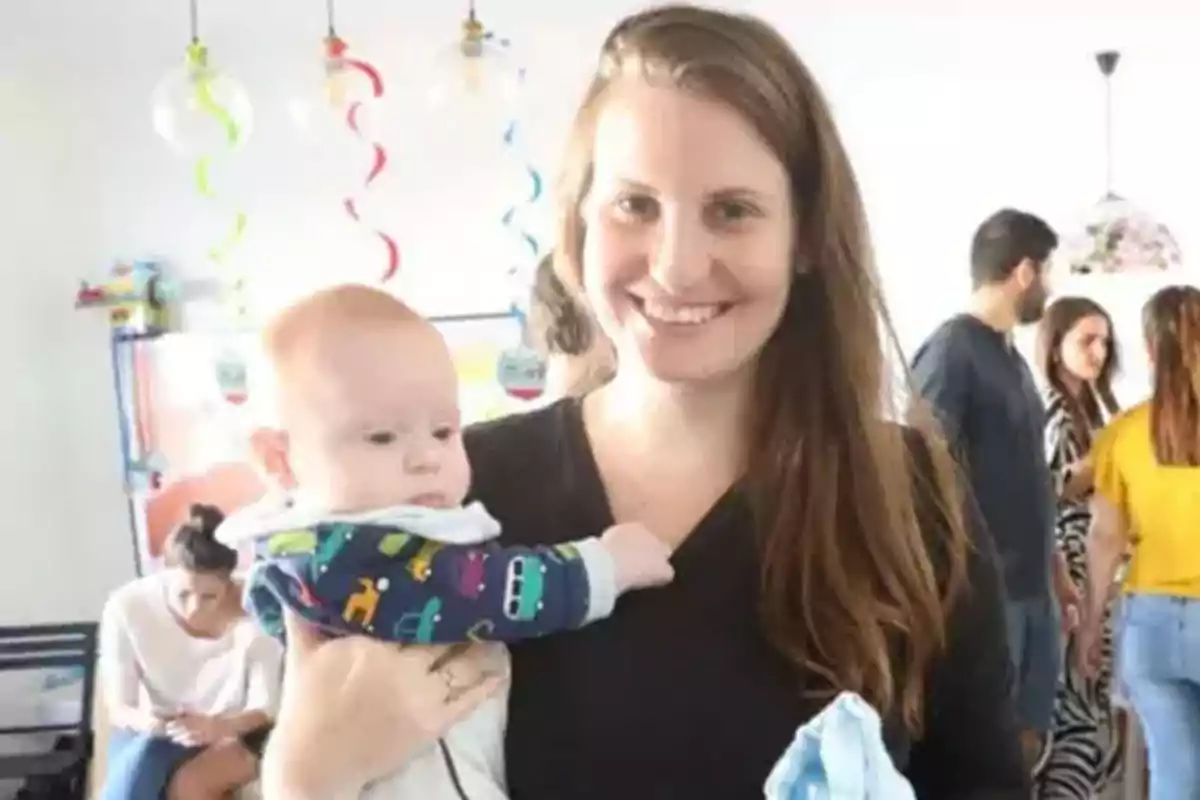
[99,504,283,800]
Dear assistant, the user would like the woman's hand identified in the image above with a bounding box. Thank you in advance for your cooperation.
[165,712,231,747]
[1073,614,1104,678]
[261,612,508,800]
[1063,456,1095,501]
[111,705,172,737]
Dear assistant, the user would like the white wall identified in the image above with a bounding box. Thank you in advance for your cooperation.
[2,0,1197,624]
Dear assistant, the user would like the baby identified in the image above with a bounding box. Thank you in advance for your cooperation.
[217,284,674,799]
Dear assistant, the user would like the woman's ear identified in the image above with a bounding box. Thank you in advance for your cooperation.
[248,427,296,490]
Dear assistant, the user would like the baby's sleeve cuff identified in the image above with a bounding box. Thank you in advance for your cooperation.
[574,537,617,624]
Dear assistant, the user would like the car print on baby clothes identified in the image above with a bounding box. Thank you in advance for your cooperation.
[503,555,547,621]
[392,596,442,644]
[455,550,488,599]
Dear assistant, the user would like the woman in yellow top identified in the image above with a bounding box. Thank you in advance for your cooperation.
[1081,285,1200,800]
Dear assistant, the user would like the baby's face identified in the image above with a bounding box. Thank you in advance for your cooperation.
[280,321,470,513]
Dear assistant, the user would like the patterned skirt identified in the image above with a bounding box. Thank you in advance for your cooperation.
[1034,515,1123,799]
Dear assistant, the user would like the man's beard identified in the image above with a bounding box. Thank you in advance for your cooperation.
[1016,287,1046,324]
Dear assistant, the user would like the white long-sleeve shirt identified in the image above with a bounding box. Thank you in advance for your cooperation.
[99,571,283,720]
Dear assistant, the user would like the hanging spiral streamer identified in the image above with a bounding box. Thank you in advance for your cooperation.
[490,50,546,401]
[187,41,249,273]
[152,0,254,406]
[500,105,545,264]
[497,84,547,402]
[324,27,400,283]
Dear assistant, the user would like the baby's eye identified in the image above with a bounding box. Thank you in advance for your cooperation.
[433,426,457,442]
[365,431,396,446]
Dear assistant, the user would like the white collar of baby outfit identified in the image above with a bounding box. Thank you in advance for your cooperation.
[216,492,501,547]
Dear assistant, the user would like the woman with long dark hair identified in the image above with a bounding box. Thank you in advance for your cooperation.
[1081,285,1200,799]
[99,504,282,799]
[1034,296,1122,798]
[262,5,1027,798]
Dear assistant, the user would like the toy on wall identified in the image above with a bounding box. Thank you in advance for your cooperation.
[75,260,177,337]
[291,0,399,283]
[1061,51,1183,276]
[74,260,173,494]
[152,0,255,405]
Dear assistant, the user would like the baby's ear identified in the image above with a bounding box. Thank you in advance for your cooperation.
[248,427,296,490]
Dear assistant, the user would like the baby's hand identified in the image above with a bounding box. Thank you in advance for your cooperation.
[600,522,674,593]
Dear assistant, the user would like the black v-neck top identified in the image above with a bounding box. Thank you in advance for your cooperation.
[464,399,1028,799]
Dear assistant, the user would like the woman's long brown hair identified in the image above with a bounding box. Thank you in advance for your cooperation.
[553,4,970,732]
[1036,296,1121,442]
[1144,285,1200,466]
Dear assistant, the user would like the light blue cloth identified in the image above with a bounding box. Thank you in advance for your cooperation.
[764,691,916,800]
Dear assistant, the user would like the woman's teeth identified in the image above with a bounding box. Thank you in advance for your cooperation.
[639,299,724,325]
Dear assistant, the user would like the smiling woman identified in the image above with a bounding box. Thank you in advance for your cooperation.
[575,79,793,385]
[262,5,1028,799]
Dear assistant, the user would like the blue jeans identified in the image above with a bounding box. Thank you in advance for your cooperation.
[1004,593,1061,734]
[1118,594,1200,800]
[99,728,202,800]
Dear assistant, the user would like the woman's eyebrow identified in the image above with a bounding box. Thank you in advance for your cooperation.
[611,177,658,193]
[708,186,772,203]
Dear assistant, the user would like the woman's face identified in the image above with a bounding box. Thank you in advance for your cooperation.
[166,568,232,631]
[1058,313,1110,383]
[580,81,794,387]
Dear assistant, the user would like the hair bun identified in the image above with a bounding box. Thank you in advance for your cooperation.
[186,503,226,540]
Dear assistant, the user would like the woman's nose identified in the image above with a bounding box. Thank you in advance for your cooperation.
[649,210,711,293]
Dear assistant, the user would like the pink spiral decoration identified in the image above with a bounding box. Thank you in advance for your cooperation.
[329,36,399,283]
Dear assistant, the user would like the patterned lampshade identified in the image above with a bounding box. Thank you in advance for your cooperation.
[1062,51,1184,277]
[1063,192,1183,275]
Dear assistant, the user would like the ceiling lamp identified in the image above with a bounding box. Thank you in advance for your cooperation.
[1062,51,1182,276]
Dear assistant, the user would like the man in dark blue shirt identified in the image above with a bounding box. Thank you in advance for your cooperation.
[910,209,1078,771]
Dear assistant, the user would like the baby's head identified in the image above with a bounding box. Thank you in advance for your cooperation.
[259,284,469,513]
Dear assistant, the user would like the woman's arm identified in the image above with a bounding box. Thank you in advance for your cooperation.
[173,619,283,745]
[99,596,165,735]
[1044,403,1092,502]
[1080,415,1130,661]
[904,501,1029,798]
[1084,495,1129,625]
[230,627,283,733]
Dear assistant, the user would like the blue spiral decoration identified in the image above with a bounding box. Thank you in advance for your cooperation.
[499,65,544,289]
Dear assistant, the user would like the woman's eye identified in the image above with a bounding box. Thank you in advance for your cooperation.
[614,194,659,221]
[365,431,395,445]
[707,200,758,226]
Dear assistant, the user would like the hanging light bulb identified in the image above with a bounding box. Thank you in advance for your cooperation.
[289,37,384,146]
[1062,51,1183,276]
[288,34,387,199]
[152,41,253,158]
[426,2,523,142]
